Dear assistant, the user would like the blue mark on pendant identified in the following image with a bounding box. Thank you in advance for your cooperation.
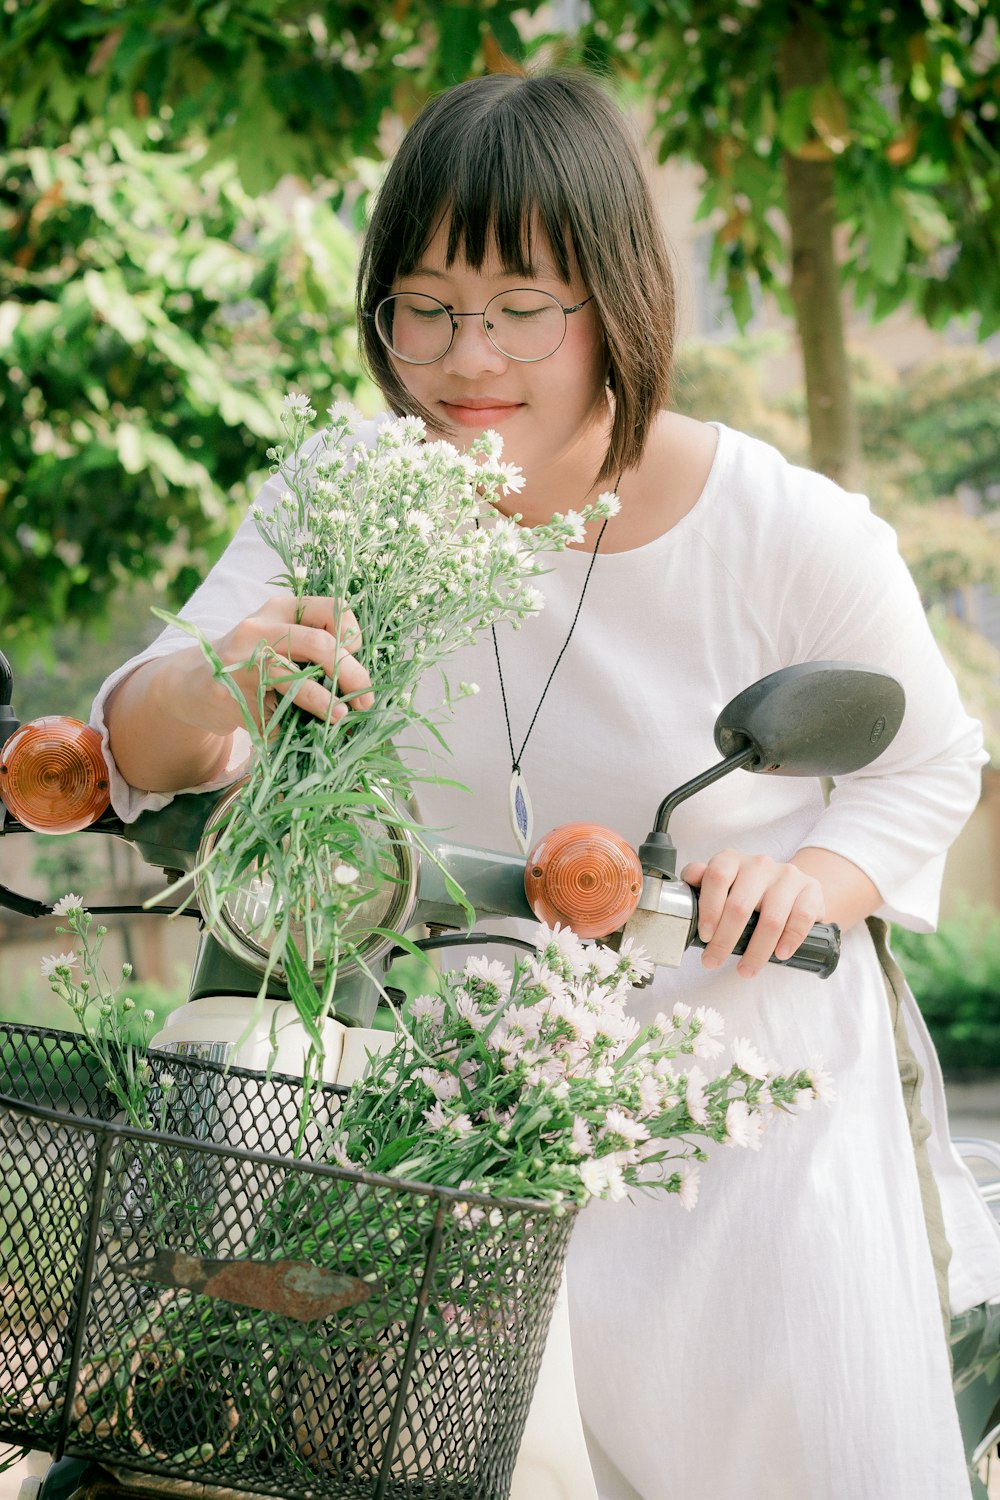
[514,782,529,839]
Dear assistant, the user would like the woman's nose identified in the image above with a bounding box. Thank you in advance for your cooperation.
[440,315,508,376]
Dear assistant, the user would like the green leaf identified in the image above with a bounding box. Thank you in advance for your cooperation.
[864,193,909,285]
[778,86,814,153]
[82,269,149,345]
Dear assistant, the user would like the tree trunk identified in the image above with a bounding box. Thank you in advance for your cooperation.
[778,20,862,491]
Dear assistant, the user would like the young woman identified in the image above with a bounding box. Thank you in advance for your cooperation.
[96,71,1000,1498]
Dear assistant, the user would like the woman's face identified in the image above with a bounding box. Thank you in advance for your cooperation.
[386,218,610,488]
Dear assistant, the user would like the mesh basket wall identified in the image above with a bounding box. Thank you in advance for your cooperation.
[0,1025,575,1499]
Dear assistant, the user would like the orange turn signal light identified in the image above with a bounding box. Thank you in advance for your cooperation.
[0,717,111,833]
[524,822,643,940]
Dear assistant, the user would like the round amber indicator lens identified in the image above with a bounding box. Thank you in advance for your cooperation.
[524,822,642,939]
[0,717,111,832]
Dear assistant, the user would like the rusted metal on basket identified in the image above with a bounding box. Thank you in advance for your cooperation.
[115,1250,374,1322]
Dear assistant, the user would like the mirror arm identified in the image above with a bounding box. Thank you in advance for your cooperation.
[654,745,758,835]
[639,745,758,879]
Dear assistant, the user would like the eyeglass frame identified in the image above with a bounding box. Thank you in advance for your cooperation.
[367,289,595,365]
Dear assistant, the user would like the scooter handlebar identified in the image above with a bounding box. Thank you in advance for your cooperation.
[688,900,842,978]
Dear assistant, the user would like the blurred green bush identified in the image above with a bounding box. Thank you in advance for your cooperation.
[892,911,1000,1078]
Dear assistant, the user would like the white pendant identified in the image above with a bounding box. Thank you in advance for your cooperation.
[508,767,533,854]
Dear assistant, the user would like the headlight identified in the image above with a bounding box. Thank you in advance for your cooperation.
[195,781,419,983]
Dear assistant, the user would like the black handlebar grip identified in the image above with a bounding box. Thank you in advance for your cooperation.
[689,904,841,978]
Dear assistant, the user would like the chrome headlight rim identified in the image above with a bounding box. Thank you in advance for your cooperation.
[195,778,420,982]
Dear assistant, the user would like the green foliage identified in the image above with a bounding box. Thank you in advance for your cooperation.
[892,910,1000,1078]
[576,0,1000,337]
[0,1,528,179]
[4,965,185,1040]
[1,126,365,640]
[672,335,809,460]
[859,347,1000,503]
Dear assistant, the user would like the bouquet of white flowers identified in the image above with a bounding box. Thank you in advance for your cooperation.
[167,395,616,1071]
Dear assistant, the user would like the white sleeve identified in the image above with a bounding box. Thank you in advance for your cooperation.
[766,481,986,932]
[90,497,284,821]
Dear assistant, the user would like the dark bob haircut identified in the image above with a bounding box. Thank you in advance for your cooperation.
[356,71,676,482]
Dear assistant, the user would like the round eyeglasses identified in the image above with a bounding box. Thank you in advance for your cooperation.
[370,289,594,365]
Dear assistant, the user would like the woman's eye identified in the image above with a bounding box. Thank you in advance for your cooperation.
[404,304,447,321]
[500,304,547,320]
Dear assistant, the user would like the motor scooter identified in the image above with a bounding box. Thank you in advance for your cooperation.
[0,652,997,1499]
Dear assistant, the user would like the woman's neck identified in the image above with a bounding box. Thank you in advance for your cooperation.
[503,411,720,555]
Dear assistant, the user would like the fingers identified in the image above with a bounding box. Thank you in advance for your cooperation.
[223,594,374,724]
[680,851,825,979]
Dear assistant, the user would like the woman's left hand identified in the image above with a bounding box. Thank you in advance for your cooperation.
[680,850,826,979]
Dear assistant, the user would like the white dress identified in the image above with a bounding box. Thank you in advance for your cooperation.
[93,420,1000,1499]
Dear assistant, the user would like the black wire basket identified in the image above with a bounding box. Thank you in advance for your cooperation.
[0,1024,576,1499]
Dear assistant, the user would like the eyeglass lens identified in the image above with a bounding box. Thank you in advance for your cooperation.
[375,290,568,363]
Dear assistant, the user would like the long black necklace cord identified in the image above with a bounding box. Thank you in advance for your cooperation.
[492,512,609,774]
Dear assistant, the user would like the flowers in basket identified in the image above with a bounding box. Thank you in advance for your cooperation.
[329,921,833,1214]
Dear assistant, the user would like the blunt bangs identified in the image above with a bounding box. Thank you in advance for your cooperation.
[357,72,676,480]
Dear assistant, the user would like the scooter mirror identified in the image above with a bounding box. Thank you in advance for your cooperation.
[714,661,905,777]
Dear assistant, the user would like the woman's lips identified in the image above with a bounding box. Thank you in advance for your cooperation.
[439,400,522,427]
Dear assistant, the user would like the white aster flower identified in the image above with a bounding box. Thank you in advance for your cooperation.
[691,1005,726,1059]
[613,935,654,981]
[405,508,434,540]
[448,1112,474,1136]
[571,1116,594,1157]
[578,1155,629,1200]
[597,490,621,517]
[333,864,359,886]
[678,1162,701,1211]
[50,893,85,916]
[330,1139,355,1168]
[282,391,313,413]
[806,1060,836,1105]
[494,462,525,495]
[423,1101,449,1130]
[724,1098,764,1150]
[731,1036,773,1080]
[603,1108,650,1146]
[578,1158,607,1197]
[416,1067,461,1101]
[409,995,446,1028]
[326,400,361,426]
[463,954,511,990]
[454,991,490,1030]
[685,1066,710,1125]
[561,509,586,544]
[637,1073,663,1115]
[595,1010,641,1047]
[40,951,79,978]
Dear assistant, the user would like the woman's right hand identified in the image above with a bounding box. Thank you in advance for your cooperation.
[105,595,375,794]
[208,594,375,734]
